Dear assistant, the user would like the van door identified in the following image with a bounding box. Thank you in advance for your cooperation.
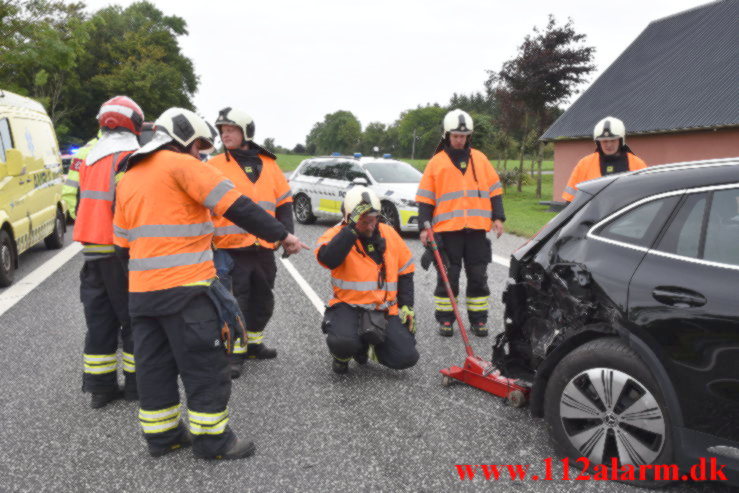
[0,117,31,253]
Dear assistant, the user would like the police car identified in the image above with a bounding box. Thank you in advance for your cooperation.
[289,154,421,232]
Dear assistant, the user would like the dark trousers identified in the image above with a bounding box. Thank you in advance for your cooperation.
[322,303,419,370]
[229,248,277,345]
[132,294,235,456]
[433,229,491,324]
[80,256,134,393]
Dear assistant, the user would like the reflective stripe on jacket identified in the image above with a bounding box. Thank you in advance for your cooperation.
[209,153,292,250]
[415,148,502,233]
[315,223,414,316]
[562,152,647,201]
[73,151,131,245]
[113,150,242,292]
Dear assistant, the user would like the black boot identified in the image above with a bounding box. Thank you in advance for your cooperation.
[195,438,256,460]
[471,321,488,337]
[245,343,277,359]
[332,358,349,374]
[230,357,245,379]
[438,321,454,337]
[90,388,123,409]
[148,429,192,457]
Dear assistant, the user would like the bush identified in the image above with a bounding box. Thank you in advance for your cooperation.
[499,168,531,188]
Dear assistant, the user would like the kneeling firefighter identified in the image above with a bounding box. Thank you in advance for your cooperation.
[113,107,308,460]
[315,187,419,374]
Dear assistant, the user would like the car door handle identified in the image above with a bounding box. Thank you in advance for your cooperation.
[652,287,707,307]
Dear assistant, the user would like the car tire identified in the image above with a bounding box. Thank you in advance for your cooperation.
[381,201,400,232]
[44,209,65,250]
[0,229,16,287]
[544,337,675,487]
[294,194,316,225]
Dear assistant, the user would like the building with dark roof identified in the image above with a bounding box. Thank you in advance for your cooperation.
[541,0,739,201]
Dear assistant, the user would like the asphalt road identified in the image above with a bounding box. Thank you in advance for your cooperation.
[0,221,731,492]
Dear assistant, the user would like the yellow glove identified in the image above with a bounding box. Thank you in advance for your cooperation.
[399,305,415,334]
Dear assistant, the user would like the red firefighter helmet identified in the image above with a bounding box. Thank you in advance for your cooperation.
[97,96,144,135]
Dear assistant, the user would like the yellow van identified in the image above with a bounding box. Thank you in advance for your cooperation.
[0,90,67,286]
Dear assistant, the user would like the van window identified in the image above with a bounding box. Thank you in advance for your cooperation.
[0,118,12,162]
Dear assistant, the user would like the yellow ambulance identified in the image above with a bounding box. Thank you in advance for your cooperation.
[0,90,67,286]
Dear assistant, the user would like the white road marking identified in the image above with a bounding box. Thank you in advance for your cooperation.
[279,257,325,315]
[0,242,82,317]
[493,254,510,268]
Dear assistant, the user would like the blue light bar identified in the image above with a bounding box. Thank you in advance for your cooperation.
[383,153,392,158]
[353,153,362,158]
[331,152,341,156]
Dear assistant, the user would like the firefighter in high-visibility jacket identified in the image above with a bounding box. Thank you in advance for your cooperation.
[562,116,647,202]
[113,107,308,460]
[210,108,293,377]
[74,96,143,409]
[62,131,100,219]
[415,109,505,338]
[316,187,419,375]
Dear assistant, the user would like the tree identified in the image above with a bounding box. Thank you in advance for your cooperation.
[395,104,446,159]
[448,91,496,117]
[361,122,389,155]
[292,143,306,155]
[305,110,361,155]
[487,16,595,196]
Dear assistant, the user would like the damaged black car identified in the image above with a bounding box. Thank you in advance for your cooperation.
[495,157,739,486]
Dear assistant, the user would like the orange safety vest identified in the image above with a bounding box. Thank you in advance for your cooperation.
[209,153,292,250]
[315,223,415,316]
[415,148,502,233]
[73,151,132,245]
[113,150,242,293]
[562,152,647,201]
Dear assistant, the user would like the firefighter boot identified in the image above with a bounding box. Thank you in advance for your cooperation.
[332,357,349,374]
[149,429,192,458]
[90,387,123,409]
[245,343,277,359]
[471,322,489,337]
[196,438,256,460]
[230,355,245,379]
[438,321,454,337]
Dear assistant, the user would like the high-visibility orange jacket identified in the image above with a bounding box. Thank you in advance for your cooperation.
[73,150,132,246]
[209,153,292,250]
[415,148,502,233]
[315,223,414,316]
[113,150,242,293]
[562,152,647,201]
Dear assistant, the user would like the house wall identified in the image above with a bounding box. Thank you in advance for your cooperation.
[552,127,739,201]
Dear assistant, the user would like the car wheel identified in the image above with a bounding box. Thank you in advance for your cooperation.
[0,229,16,287]
[44,209,65,250]
[381,201,400,232]
[544,337,674,486]
[294,194,316,225]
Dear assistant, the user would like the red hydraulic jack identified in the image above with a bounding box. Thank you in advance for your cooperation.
[425,223,530,408]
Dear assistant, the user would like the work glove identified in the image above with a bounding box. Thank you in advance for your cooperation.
[347,202,375,228]
[399,305,416,334]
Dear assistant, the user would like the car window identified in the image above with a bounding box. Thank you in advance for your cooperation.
[595,196,679,248]
[0,118,13,162]
[317,161,338,179]
[300,161,319,177]
[363,161,421,183]
[655,193,707,258]
[346,164,369,182]
[703,188,739,266]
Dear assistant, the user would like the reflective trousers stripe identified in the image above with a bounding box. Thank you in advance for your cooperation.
[246,332,264,344]
[83,353,117,374]
[434,296,453,311]
[188,409,229,435]
[466,296,489,311]
[122,352,135,373]
[232,339,248,354]
[139,404,182,434]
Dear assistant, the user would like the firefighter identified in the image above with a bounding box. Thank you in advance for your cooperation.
[562,116,647,202]
[74,96,143,408]
[415,109,505,338]
[113,107,308,460]
[316,186,419,374]
[210,108,293,377]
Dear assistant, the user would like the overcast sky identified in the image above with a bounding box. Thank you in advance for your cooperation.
[81,0,706,147]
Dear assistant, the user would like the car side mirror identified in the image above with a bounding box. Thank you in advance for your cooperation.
[5,149,25,177]
[352,176,369,186]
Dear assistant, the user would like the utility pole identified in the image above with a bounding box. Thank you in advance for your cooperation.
[411,128,417,160]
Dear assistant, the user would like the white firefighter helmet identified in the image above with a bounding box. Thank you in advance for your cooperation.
[343,186,381,220]
[443,109,474,135]
[215,107,255,142]
[593,116,626,144]
[155,108,217,153]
